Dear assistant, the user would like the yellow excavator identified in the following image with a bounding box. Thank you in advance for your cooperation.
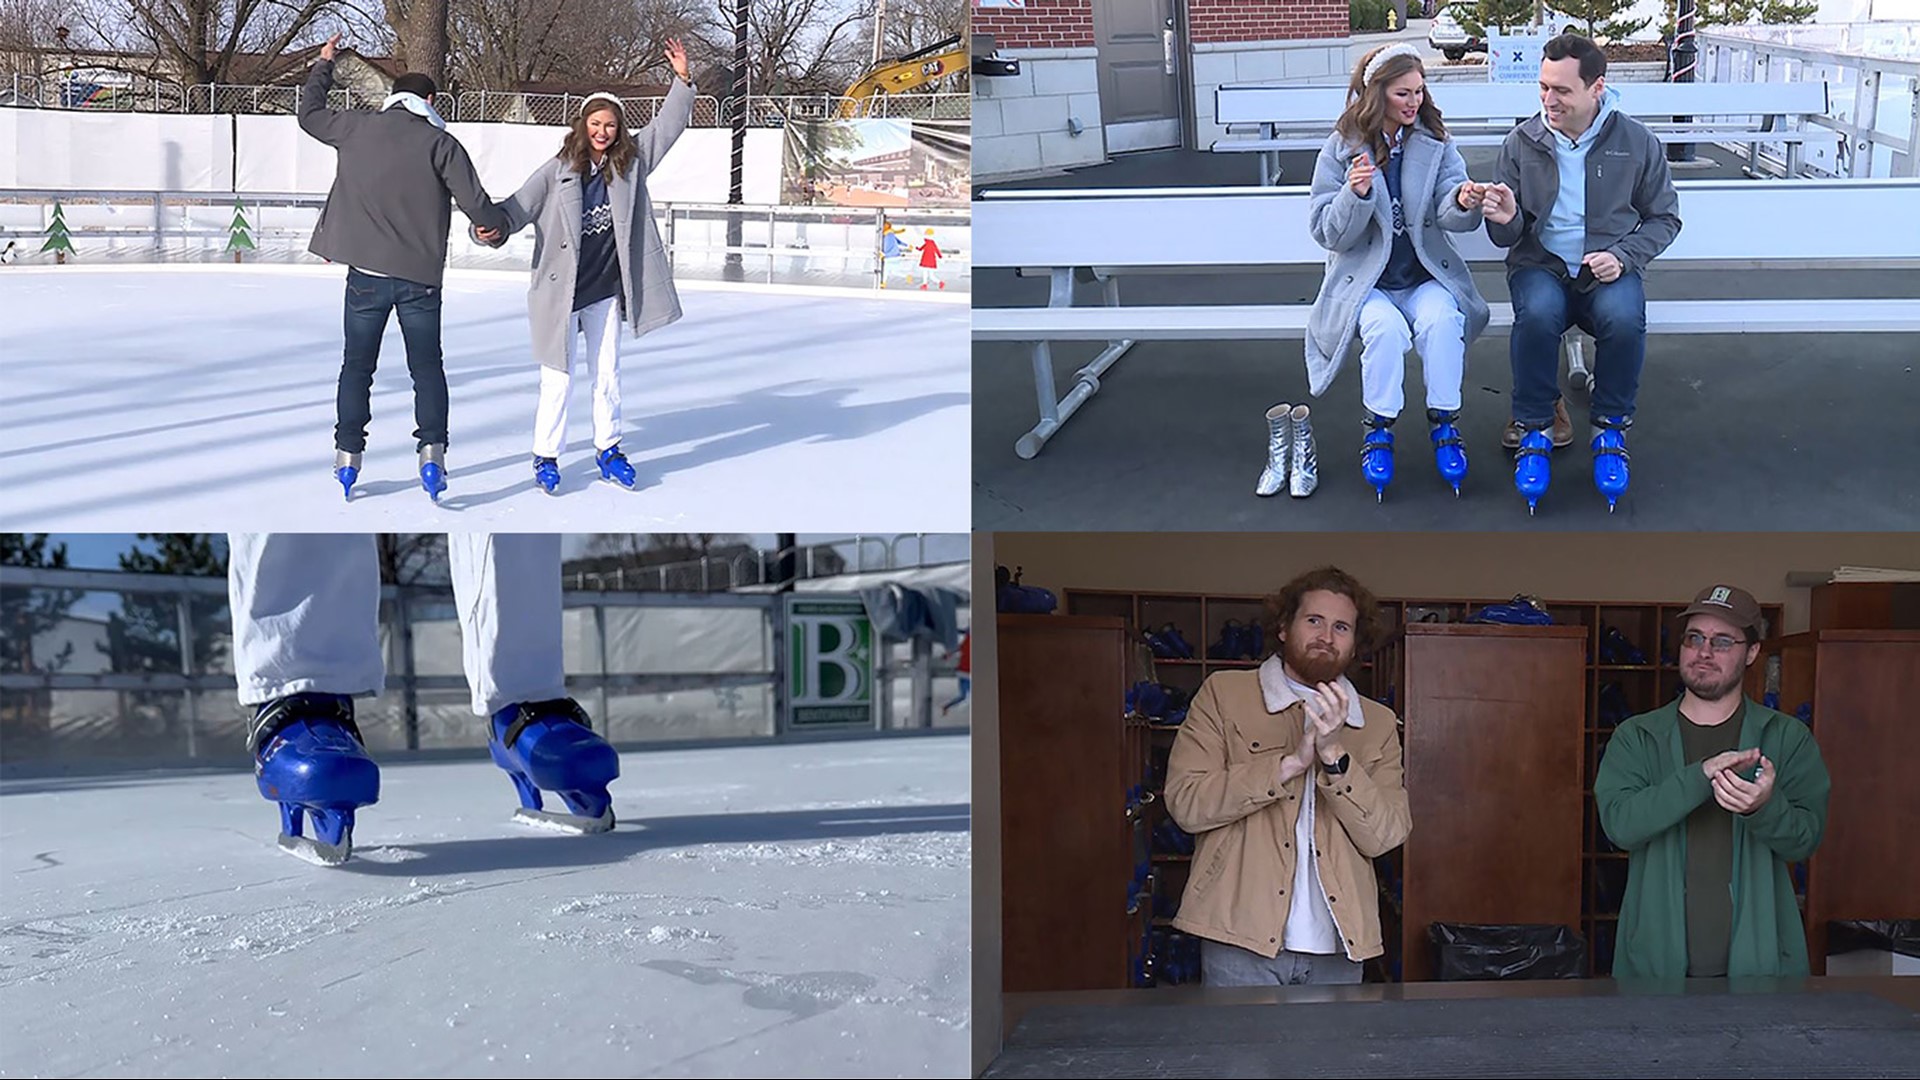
[839,35,968,118]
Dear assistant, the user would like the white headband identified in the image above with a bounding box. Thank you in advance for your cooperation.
[1362,43,1422,86]
[579,92,625,118]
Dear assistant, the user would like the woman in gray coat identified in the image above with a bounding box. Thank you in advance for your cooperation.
[476,39,695,493]
[1278,42,1491,503]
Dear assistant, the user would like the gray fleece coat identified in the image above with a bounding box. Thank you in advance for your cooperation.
[1305,125,1491,399]
[1486,105,1683,277]
[483,78,695,371]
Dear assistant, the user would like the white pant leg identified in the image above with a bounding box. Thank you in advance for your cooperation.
[533,307,592,458]
[1357,288,1414,419]
[533,366,572,458]
[228,534,383,707]
[1401,278,1468,413]
[448,533,567,717]
[579,296,623,451]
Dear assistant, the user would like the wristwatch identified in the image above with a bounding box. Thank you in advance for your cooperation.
[1324,752,1351,775]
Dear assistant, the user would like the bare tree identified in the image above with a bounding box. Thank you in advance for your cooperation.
[376,534,447,586]
[702,0,869,99]
[865,0,960,64]
[448,0,571,86]
[384,0,449,83]
[581,533,647,559]
[0,0,80,80]
[570,0,703,83]
[448,0,698,89]
[75,0,340,85]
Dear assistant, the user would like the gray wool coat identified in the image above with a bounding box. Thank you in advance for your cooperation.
[1305,125,1491,398]
[481,78,695,371]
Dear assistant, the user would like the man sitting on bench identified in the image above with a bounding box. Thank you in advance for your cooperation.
[1479,33,1683,515]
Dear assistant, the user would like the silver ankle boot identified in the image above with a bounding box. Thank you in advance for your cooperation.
[1289,405,1319,498]
[1255,403,1292,497]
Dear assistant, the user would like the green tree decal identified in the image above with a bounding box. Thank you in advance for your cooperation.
[227,198,257,262]
[42,200,76,263]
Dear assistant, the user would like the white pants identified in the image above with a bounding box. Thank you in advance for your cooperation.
[534,296,623,458]
[918,263,941,286]
[1357,279,1467,419]
[228,534,567,717]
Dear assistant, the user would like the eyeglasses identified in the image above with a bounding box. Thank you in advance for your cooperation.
[1681,630,1745,654]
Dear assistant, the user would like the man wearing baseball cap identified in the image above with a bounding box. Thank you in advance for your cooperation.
[1594,584,1831,979]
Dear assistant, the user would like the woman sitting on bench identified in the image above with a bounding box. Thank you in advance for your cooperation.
[1282,42,1491,503]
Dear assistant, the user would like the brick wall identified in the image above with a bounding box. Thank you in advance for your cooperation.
[971,0,1096,51]
[1188,0,1348,44]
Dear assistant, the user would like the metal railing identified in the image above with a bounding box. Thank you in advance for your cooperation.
[0,563,969,766]
[0,189,973,290]
[1699,24,1920,178]
[561,534,968,593]
[2,74,969,125]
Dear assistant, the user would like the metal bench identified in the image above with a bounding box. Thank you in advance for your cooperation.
[973,179,1920,459]
[1213,81,1833,184]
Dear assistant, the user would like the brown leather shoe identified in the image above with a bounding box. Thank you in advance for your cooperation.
[1505,399,1576,449]
[1550,398,1573,448]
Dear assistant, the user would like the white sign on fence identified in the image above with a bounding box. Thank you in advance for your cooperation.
[1489,31,1551,83]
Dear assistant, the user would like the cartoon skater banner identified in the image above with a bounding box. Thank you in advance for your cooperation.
[780,117,970,208]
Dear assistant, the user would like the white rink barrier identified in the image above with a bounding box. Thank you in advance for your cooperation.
[0,110,786,203]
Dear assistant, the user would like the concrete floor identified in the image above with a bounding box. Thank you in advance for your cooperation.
[973,146,1920,532]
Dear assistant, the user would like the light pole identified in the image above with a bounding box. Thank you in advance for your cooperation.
[1669,0,1697,162]
[726,0,748,280]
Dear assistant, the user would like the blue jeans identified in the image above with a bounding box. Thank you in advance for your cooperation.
[336,268,447,454]
[1508,266,1647,429]
[1200,939,1364,987]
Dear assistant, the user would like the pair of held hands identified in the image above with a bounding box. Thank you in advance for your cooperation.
[1700,747,1778,815]
[1345,152,1624,283]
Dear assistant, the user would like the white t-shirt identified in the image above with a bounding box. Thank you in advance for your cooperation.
[1281,672,1343,956]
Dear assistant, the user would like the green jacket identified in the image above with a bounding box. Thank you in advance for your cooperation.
[1594,697,1830,979]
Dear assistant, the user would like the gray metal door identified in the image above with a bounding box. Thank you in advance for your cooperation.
[1094,0,1183,153]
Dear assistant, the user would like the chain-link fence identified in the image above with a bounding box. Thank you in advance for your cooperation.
[1,564,969,769]
[3,74,967,126]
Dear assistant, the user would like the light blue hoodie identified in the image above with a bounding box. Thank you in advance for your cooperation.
[1540,85,1621,275]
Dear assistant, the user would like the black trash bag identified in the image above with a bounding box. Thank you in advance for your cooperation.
[1829,920,1920,959]
[1429,923,1588,981]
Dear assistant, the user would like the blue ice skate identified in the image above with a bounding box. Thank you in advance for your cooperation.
[1513,427,1553,516]
[1592,415,1631,513]
[1427,409,1468,496]
[419,444,447,502]
[250,693,380,866]
[596,445,636,489]
[532,455,560,495]
[488,698,620,834]
[1361,414,1395,502]
[334,451,360,502]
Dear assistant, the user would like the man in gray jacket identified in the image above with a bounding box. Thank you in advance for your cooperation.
[1480,33,1681,514]
[299,33,509,502]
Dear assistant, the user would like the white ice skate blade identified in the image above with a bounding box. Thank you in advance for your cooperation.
[278,833,352,866]
[510,807,615,835]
